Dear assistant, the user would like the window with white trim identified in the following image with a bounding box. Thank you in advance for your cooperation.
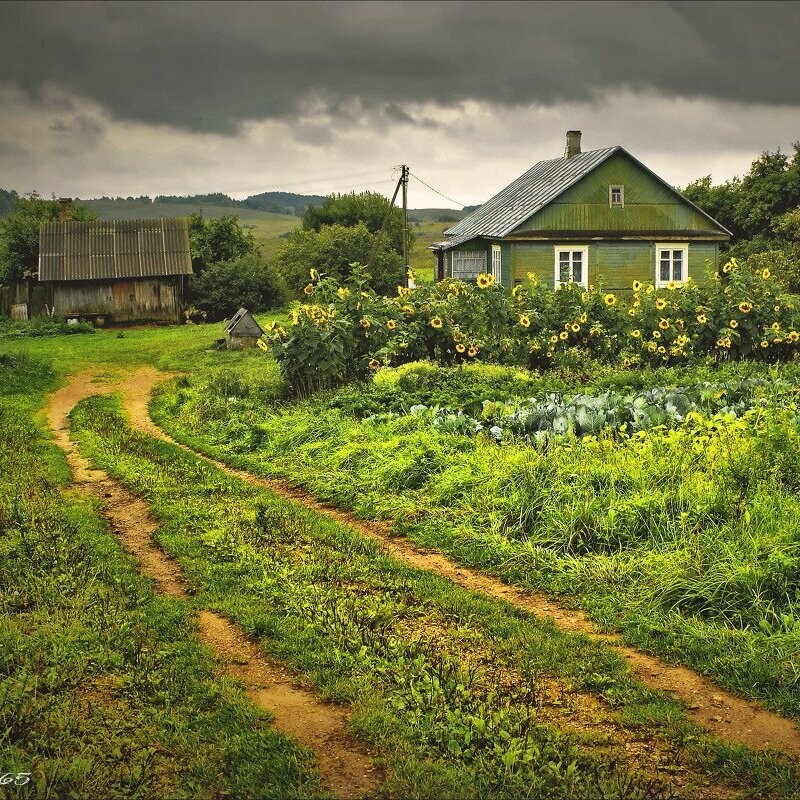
[609,185,624,206]
[491,245,502,285]
[554,246,588,289]
[655,243,688,287]
[451,251,487,279]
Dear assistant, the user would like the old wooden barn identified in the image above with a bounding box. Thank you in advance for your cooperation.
[38,218,193,323]
[432,131,731,291]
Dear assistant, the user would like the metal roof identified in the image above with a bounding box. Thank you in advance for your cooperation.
[39,218,193,282]
[440,146,731,249]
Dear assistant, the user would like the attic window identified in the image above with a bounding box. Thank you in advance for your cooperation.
[609,185,624,207]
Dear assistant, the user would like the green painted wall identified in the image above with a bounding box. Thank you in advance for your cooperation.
[512,152,726,236]
[507,241,717,289]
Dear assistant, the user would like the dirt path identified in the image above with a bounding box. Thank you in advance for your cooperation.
[55,367,800,763]
[46,370,379,800]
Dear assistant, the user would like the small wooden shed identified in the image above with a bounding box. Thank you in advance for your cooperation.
[38,218,193,323]
[225,308,264,349]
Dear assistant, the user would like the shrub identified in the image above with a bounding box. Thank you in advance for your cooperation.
[272,223,404,298]
[188,252,287,321]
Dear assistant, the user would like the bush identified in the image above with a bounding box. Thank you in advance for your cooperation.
[268,257,800,394]
[188,252,287,321]
[272,223,404,298]
[0,317,96,339]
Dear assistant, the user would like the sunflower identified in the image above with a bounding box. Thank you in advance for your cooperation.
[646,285,655,294]
[604,293,617,306]
[402,304,414,314]
[519,314,531,328]
[309,268,319,281]
[631,329,641,338]
[622,358,632,367]
[729,319,738,329]
[789,331,800,343]
[762,268,771,279]
[697,313,707,324]
[549,334,559,343]
[579,312,588,323]
[632,280,642,292]
[652,330,661,339]
[430,317,443,329]
[761,340,769,348]
[772,322,781,332]
[559,330,569,340]
[774,337,784,344]
[658,318,670,330]
[655,298,667,310]
[647,343,657,353]
[722,261,733,274]
[628,308,637,317]
[476,273,493,288]
[570,322,580,332]
[527,271,538,282]
[456,343,466,353]
[512,285,522,298]
[337,287,350,300]
[359,318,371,329]
[738,301,753,314]
[666,280,677,290]
[657,346,666,354]
[467,345,478,357]
[303,283,314,296]
[386,319,397,330]
[369,358,381,370]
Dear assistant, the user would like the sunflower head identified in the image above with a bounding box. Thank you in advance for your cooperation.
[549,334,559,343]
[655,298,667,310]
[303,283,314,296]
[789,331,800,343]
[729,319,738,329]
[604,293,617,306]
[632,280,642,292]
[696,313,707,324]
[402,304,414,314]
[659,318,670,329]
[666,280,677,290]
[430,317,443,329]
[360,318,371,329]
[652,330,661,339]
[369,358,381,370]
[386,319,397,330]
[467,345,478,357]
[519,314,531,329]
[762,268,771,279]
[631,329,641,338]
[456,343,466,353]
[761,340,769,348]
[476,273,493,289]
[739,302,752,314]
[570,322,580,333]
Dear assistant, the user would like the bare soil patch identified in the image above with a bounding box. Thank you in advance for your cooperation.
[46,370,379,800]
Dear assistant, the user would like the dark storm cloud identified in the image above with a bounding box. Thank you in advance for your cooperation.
[1,0,798,135]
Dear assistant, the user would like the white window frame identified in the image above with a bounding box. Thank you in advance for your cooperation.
[491,244,502,285]
[655,243,689,288]
[451,250,487,280]
[609,185,624,207]
[554,245,589,289]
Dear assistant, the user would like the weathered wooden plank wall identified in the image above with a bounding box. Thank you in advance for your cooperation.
[52,278,181,322]
[0,282,55,317]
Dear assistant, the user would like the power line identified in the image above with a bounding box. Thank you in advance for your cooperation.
[409,172,464,208]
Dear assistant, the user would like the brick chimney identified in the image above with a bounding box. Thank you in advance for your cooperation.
[57,197,73,221]
[565,131,582,158]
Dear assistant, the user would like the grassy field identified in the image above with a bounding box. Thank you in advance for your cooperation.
[3,320,800,797]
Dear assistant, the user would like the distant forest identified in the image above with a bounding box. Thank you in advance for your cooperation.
[0,189,327,217]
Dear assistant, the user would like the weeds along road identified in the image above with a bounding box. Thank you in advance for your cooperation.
[60,367,800,758]
[47,369,379,800]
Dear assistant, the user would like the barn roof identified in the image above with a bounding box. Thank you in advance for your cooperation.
[38,218,193,282]
[440,146,731,248]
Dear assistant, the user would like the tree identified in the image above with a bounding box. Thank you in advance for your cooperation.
[188,252,286,320]
[0,194,97,284]
[301,190,413,256]
[187,212,258,273]
[272,223,405,297]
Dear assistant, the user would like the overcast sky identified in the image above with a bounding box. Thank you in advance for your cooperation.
[1,0,799,208]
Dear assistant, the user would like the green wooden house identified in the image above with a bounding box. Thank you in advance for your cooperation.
[431,131,731,291]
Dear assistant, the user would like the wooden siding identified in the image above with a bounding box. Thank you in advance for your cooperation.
[511,153,726,238]
[510,241,717,290]
[52,278,182,322]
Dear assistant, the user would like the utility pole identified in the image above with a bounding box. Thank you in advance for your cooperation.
[400,164,410,287]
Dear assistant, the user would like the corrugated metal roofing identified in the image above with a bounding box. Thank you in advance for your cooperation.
[440,146,731,249]
[38,218,193,282]
[444,147,620,242]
